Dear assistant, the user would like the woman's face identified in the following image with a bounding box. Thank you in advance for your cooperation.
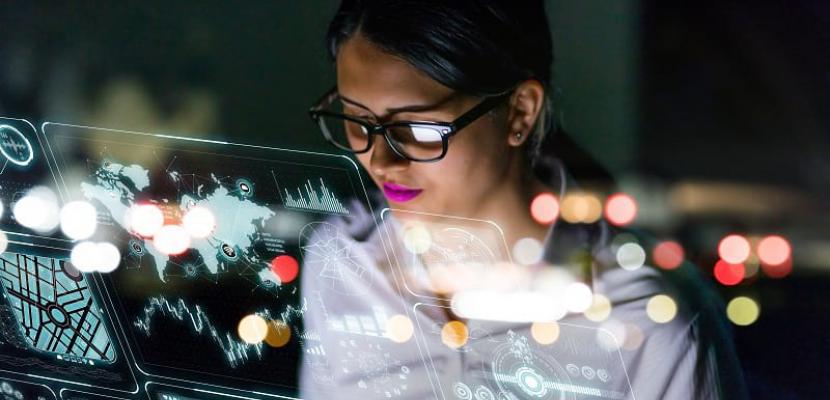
[335,33,521,218]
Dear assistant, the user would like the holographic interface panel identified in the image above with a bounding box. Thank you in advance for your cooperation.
[37,122,375,398]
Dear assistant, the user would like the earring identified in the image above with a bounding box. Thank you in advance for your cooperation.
[515,132,523,140]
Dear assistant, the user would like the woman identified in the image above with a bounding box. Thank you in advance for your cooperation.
[299,1,747,399]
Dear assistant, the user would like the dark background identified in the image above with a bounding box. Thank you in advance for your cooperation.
[1,1,828,398]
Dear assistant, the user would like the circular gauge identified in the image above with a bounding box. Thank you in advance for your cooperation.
[491,332,574,400]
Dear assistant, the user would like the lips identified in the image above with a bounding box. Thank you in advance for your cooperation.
[382,182,423,203]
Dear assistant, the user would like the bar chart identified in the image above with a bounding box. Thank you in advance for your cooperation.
[282,177,349,215]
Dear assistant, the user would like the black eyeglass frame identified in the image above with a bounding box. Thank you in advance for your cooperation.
[308,86,513,162]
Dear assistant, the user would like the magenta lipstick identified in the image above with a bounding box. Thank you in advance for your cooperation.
[382,182,423,203]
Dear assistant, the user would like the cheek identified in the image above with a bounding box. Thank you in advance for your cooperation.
[421,133,506,192]
[446,126,507,176]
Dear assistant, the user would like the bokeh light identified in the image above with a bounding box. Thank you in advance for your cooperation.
[128,204,165,237]
[646,294,678,324]
[441,320,469,349]
[70,241,121,273]
[451,290,568,322]
[584,294,612,322]
[652,240,685,270]
[182,206,216,238]
[13,186,60,232]
[270,255,299,284]
[616,242,646,271]
[402,223,431,254]
[564,282,593,312]
[70,241,98,272]
[513,237,543,266]
[530,193,560,225]
[97,242,121,273]
[531,321,560,345]
[604,193,638,226]
[264,320,291,348]
[152,225,191,255]
[757,235,791,266]
[714,260,745,286]
[718,234,751,264]
[726,296,760,326]
[238,314,268,344]
[60,201,98,240]
[386,314,414,343]
[561,193,603,224]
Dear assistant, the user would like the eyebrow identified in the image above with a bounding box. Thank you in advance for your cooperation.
[339,92,458,117]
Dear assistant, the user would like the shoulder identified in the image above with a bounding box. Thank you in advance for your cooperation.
[576,220,747,398]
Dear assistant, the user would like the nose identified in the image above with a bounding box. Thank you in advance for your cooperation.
[369,136,410,177]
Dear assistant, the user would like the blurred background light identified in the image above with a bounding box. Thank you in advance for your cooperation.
[513,237,544,266]
[152,224,191,255]
[128,204,165,237]
[616,242,646,271]
[718,234,751,264]
[530,192,560,225]
[441,320,468,349]
[182,206,216,238]
[604,192,638,226]
[652,240,685,270]
[714,260,746,286]
[727,297,760,326]
[646,294,677,324]
[238,314,268,345]
[757,235,791,266]
[531,321,560,345]
[60,200,98,240]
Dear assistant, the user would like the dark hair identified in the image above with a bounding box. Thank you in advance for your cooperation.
[326,0,552,97]
[325,0,614,182]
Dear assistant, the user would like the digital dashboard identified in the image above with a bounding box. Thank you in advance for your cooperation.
[0,117,633,400]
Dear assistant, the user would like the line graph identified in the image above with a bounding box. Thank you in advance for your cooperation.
[133,296,264,368]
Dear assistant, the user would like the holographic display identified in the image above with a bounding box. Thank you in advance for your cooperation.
[381,209,512,300]
[59,390,132,400]
[0,377,56,400]
[0,118,643,400]
[0,124,35,167]
[40,122,374,398]
[0,118,72,253]
[280,178,350,215]
[413,304,634,400]
[0,118,136,394]
[299,222,373,296]
[0,253,115,364]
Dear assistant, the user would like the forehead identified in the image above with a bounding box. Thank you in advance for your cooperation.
[335,32,456,112]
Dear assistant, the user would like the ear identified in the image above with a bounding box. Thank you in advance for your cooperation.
[506,79,545,147]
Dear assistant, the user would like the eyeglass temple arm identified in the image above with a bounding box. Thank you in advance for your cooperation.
[449,92,512,133]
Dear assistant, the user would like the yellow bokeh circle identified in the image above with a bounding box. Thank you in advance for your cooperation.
[646,294,678,324]
[441,320,469,349]
[727,296,760,326]
[531,321,561,345]
[386,314,415,343]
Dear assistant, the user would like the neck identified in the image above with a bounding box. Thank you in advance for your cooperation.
[470,158,554,252]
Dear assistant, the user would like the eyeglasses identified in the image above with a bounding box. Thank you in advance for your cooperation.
[308,87,512,162]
